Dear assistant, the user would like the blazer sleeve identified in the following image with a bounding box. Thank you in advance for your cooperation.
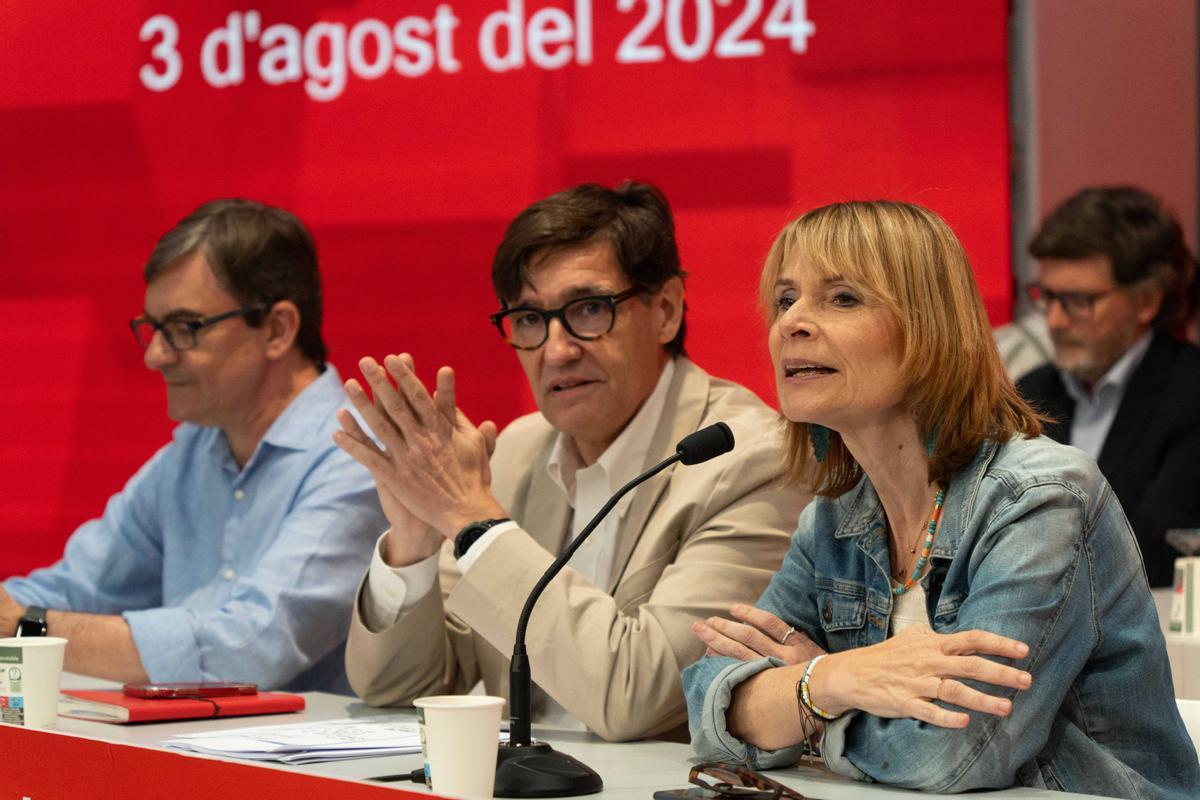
[1123,366,1200,585]
[345,542,493,706]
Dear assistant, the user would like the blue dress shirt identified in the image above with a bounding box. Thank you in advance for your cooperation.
[4,366,387,694]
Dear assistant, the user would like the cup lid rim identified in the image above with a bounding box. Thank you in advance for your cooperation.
[413,695,505,708]
[0,636,68,646]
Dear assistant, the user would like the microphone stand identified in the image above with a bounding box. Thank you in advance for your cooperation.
[493,422,734,797]
[494,453,681,798]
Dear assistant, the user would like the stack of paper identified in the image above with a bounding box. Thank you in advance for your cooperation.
[163,717,426,764]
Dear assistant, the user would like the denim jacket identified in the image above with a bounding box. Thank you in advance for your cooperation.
[684,436,1199,798]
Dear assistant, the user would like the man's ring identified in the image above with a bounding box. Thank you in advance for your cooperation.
[781,626,796,645]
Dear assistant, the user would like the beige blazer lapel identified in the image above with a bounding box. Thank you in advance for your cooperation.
[515,448,573,557]
[605,358,710,594]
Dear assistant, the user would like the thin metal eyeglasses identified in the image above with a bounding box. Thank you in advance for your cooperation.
[688,762,808,800]
[129,306,264,351]
[489,286,645,350]
[1026,284,1119,320]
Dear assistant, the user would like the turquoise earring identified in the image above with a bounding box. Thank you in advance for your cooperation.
[810,425,830,462]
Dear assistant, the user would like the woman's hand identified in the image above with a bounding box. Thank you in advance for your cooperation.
[692,603,825,665]
[811,624,1032,728]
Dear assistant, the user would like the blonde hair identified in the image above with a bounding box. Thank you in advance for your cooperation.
[760,201,1044,496]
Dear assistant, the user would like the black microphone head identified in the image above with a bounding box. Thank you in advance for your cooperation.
[676,422,735,465]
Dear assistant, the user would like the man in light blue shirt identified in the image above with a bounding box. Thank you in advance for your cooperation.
[0,200,386,693]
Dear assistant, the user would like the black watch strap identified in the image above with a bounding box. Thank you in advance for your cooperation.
[453,518,512,559]
[16,605,48,638]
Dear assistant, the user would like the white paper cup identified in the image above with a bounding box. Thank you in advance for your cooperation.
[1169,557,1200,637]
[414,695,504,798]
[0,636,67,729]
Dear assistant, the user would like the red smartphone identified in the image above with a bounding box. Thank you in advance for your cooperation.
[122,682,258,699]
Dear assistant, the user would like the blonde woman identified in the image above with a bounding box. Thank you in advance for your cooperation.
[683,201,1198,798]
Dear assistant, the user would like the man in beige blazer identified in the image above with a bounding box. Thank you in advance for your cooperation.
[334,181,808,741]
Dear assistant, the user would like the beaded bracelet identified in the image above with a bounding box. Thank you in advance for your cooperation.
[799,654,842,721]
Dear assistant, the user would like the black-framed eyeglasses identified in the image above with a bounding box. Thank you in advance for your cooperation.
[688,763,808,800]
[1026,284,1119,320]
[129,306,264,351]
[489,287,646,350]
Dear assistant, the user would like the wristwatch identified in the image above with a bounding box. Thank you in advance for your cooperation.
[16,605,48,638]
[453,518,512,559]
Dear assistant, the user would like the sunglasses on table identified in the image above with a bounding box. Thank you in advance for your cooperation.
[653,762,810,800]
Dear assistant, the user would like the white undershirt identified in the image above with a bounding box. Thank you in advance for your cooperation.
[888,583,929,637]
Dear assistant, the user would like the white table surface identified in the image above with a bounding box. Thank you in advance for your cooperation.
[51,674,1106,800]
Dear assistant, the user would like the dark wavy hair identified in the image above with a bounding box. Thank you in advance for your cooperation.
[1030,186,1198,336]
[144,199,326,366]
[491,181,688,356]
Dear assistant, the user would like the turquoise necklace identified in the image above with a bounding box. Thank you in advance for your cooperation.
[892,488,946,596]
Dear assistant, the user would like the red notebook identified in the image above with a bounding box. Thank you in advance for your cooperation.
[59,689,305,724]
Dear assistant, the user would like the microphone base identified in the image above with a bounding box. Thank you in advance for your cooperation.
[493,741,603,798]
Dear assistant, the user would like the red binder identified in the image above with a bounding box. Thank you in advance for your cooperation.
[59,689,305,724]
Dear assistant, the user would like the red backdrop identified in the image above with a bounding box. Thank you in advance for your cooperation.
[0,0,1010,576]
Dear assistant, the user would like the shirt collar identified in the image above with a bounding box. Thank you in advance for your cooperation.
[546,358,676,504]
[208,365,343,466]
[1060,330,1153,404]
[256,364,342,450]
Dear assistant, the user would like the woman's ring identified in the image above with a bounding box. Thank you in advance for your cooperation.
[780,626,796,645]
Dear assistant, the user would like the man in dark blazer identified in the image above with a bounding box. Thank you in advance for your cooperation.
[1017,186,1200,587]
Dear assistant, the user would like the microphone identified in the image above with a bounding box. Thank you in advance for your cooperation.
[676,421,735,464]
[494,423,735,798]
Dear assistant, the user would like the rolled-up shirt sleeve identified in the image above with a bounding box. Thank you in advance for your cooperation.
[684,654,807,768]
[683,503,827,768]
[122,606,202,679]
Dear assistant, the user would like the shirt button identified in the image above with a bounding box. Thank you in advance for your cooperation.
[223,568,236,580]
[233,489,246,500]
